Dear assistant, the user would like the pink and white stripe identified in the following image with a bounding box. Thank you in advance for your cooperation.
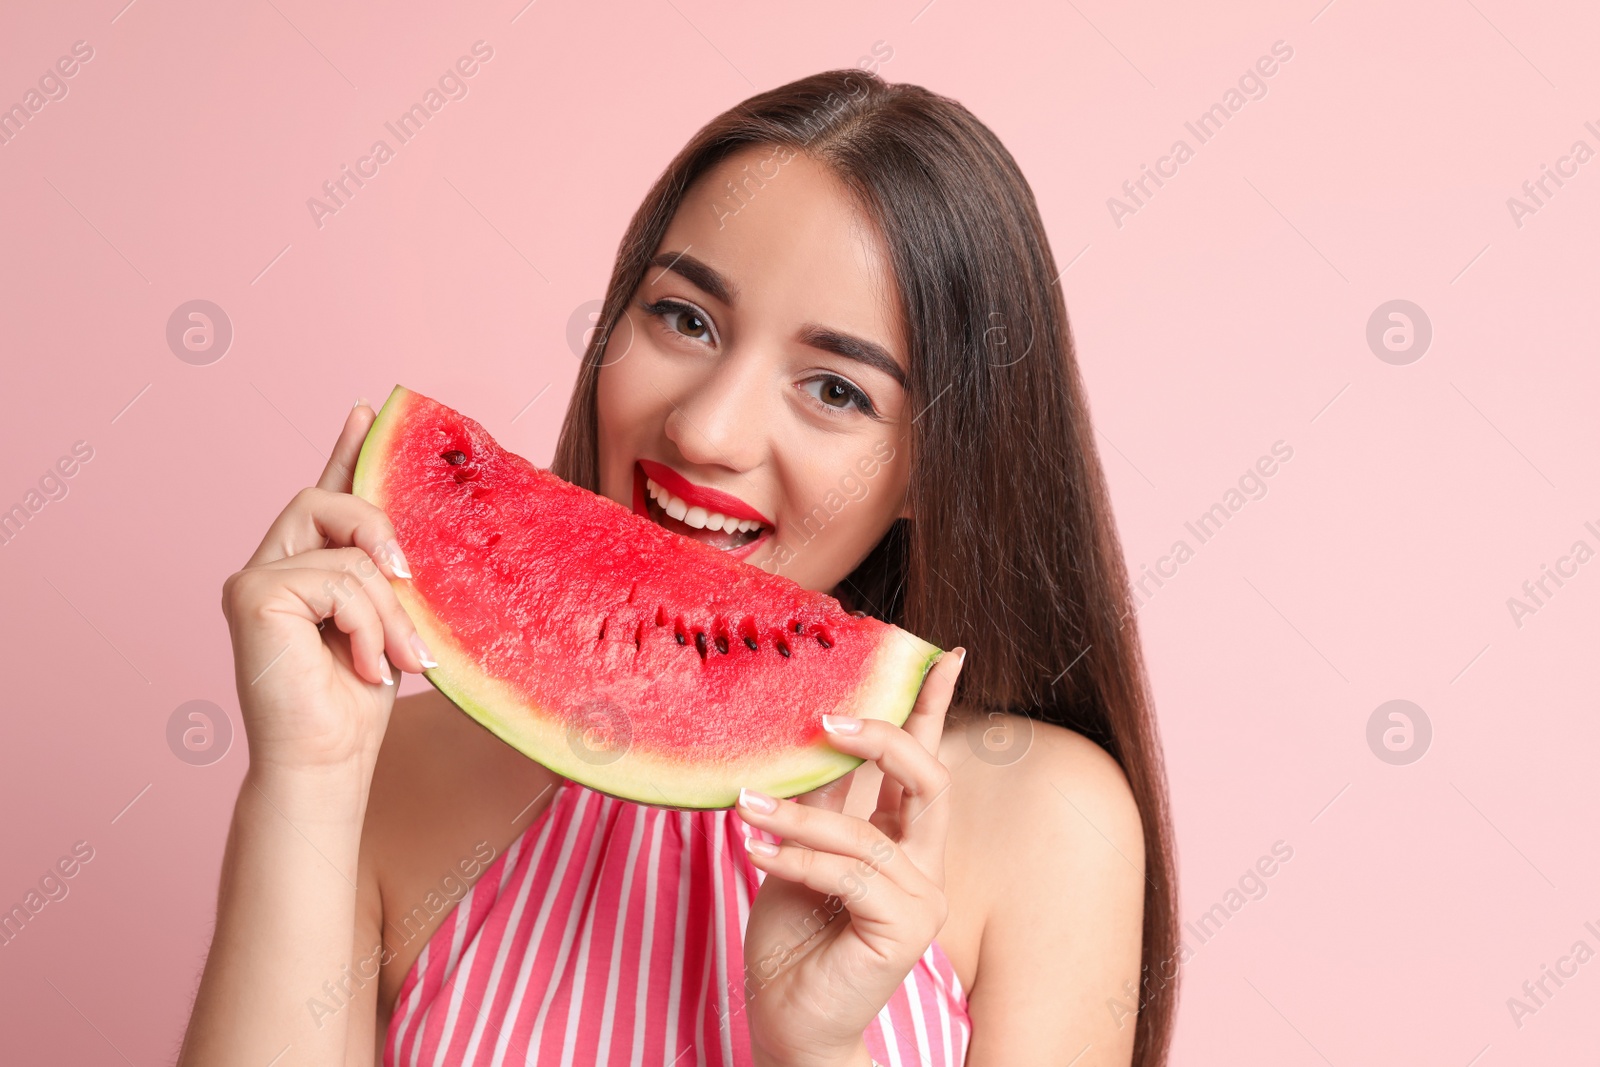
[384,778,971,1066]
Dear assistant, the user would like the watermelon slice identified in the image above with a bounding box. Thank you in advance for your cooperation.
[351,385,943,810]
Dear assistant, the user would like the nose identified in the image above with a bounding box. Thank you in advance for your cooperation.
[663,349,771,474]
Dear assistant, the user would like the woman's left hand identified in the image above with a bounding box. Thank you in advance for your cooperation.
[739,645,967,1067]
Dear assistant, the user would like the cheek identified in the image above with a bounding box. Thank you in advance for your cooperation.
[596,318,680,433]
[594,359,653,502]
[778,440,909,561]
[595,347,655,450]
[594,364,622,441]
[594,328,694,504]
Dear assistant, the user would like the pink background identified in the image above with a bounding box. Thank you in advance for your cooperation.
[2,0,1596,1062]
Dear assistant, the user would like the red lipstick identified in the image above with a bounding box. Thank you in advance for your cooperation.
[637,458,773,526]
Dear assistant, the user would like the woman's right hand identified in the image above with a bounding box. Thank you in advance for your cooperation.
[220,399,434,775]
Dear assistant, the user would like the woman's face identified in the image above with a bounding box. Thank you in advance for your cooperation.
[595,145,913,594]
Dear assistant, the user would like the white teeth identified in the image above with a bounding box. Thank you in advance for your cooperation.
[645,475,764,538]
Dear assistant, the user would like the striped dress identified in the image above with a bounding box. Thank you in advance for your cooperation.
[384,777,971,1066]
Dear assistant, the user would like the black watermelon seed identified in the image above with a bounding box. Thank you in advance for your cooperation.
[743,636,758,651]
[694,631,707,657]
[792,621,804,633]
[441,449,466,465]
[816,633,832,648]
[777,640,790,658]
[675,632,686,645]
[714,634,728,654]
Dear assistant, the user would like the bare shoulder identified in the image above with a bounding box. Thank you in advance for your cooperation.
[943,710,1144,869]
[939,710,1146,1051]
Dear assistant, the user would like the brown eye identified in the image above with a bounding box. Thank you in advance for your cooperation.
[802,375,874,416]
[641,299,714,344]
[678,311,709,340]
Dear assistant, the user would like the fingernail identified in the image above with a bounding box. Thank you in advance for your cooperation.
[354,397,368,409]
[821,713,861,735]
[744,837,779,857]
[410,632,438,669]
[378,656,394,685]
[383,539,413,579]
[738,787,777,814]
[956,647,967,666]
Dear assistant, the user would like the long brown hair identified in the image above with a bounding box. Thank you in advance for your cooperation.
[551,69,1179,1065]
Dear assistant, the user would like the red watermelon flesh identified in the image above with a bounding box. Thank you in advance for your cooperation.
[351,385,943,809]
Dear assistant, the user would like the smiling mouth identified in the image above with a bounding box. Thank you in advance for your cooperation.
[632,463,771,556]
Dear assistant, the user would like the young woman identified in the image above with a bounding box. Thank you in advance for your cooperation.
[180,70,1179,1066]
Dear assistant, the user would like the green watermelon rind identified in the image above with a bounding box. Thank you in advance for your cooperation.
[353,384,946,810]
[404,580,942,809]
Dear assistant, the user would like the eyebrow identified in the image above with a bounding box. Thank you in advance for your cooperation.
[648,250,907,389]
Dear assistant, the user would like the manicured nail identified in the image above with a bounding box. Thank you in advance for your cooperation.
[738,787,777,814]
[956,647,967,666]
[821,713,861,735]
[382,539,413,579]
[378,656,394,685]
[354,397,368,409]
[744,837,780,857]
[410,632,438,669]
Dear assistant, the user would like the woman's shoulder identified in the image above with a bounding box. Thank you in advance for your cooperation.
[940,713,1145,915]
[939,711,1146,984]
[943,710,1142,839]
